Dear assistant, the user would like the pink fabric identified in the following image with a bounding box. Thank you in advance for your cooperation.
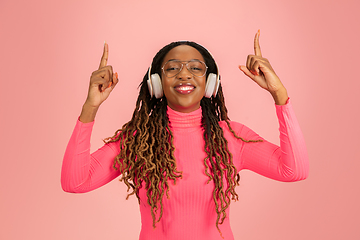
[61,99,309,240]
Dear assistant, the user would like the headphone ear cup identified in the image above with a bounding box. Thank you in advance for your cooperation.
[214,76,220,97]
[147,78,154,97]
[204,73,217,98]
[151,73,163,98]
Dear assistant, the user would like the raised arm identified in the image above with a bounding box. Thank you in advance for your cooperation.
[61,42,121,193]
[235,31,308,181]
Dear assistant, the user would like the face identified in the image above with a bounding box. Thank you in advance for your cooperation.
[161,45,206,113]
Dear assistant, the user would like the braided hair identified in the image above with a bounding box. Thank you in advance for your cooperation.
[105,41,261,235]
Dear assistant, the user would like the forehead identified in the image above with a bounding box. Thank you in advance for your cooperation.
[163,45,204,63]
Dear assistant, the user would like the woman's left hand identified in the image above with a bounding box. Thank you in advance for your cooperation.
[239,30,289,105]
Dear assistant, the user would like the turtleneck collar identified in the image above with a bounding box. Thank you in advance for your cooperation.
[167,106,202,129]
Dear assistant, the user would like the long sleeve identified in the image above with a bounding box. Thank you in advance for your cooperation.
[61,119,121,193]
[236,99,309,182]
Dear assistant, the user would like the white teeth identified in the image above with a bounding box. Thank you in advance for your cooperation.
[177,86,194,90]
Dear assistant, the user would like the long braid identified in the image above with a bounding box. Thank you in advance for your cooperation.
[200,86,263,235]
[105,84,182,228]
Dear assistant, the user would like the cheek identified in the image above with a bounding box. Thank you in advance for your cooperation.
[161,77,169,88]
[198,77,206,91]
[161,74,170,87]
[161,78,173,99]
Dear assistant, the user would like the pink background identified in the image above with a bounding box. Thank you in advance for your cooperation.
[1,0,359,239]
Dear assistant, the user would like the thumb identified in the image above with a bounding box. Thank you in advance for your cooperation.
[102,84,113,95]
[239,65,255,79]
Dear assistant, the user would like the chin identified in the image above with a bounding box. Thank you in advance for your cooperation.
[168,101,201,113]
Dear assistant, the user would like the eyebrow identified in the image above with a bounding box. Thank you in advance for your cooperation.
[167,59,202,62]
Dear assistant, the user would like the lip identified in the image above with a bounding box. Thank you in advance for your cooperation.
[174,83,195,94]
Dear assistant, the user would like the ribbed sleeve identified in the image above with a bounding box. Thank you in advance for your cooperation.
[237,99,309,181]
[61,119,121,193]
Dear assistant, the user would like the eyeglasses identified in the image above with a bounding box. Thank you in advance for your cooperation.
[162,60,208,78]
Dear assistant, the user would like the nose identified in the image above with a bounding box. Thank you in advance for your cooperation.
[176,65,192,80]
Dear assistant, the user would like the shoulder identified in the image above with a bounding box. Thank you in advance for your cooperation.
[219,120,262,142]
[219,120,246,134]
[218,120,246,142]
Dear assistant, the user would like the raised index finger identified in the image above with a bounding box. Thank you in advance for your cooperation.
[254,30,262,57]
[99,42,109,69]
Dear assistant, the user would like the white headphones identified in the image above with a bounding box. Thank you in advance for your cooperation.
[147,46,220,99]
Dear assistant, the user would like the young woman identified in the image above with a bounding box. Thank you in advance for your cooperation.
[61,31,309,240]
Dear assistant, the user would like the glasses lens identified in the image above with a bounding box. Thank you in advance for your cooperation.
[163,60,207,77]
[187,60,206,77]
[163,61,182,77]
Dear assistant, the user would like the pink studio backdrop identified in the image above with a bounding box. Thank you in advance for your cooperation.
[1,0,359,239]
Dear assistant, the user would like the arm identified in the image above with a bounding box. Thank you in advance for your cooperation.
[61,42,121,192]
[61,119,121,193]
[235,31,308,181]
[238,99,309,182]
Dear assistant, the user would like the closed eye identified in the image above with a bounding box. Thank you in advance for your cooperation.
[165,67,180,71]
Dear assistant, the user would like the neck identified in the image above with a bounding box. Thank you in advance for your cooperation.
[167,103,201,114]
[167,106,202,129]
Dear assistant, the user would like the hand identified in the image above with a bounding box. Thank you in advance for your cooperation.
[85,42,119,108]
[239,30,288,105]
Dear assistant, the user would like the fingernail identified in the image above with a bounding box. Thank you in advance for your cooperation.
[115,72,118,79]
[104,40,106,45]
[108,82,112,88]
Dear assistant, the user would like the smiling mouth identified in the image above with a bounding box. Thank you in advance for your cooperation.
[174,83,195,94]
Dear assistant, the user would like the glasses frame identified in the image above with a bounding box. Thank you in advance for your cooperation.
[161,59,208,78]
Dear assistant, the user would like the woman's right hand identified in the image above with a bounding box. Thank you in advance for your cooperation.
[79,42,119,123]
[86,42,119,107]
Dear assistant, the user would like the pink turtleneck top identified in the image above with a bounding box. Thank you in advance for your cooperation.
[61,99,309,240]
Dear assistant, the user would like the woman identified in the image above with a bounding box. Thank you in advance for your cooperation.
[61,30,309,240]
